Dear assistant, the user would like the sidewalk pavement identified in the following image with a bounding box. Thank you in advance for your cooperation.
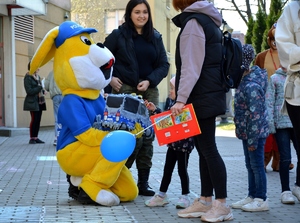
[0,126,299,223]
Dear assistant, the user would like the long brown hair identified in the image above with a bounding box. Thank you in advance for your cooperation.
[172,0,199,11]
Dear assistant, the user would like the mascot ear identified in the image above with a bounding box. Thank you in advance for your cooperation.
[29,26,59,74]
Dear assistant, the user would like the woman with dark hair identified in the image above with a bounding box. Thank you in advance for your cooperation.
[23,62,46,144]
[104,0,169,196]
[170,0,232,222]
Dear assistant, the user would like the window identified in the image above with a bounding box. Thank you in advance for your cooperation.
[105,9,125,34]
[14,15,34,43]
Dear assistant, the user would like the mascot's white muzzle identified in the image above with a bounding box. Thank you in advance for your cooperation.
[70,43,115,90]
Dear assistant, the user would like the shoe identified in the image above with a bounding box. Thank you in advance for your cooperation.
[241,198,269,212]
[231,196,253,209]
[77,189,97,205]
[53,139,57,146]
[292,185,300,201]
[29,139,36,144]
[201,200,233,222]
[35,138,45,143]
[281,191,295,204]
[145,194,169,207]
[66,175,80,200]
[177,198,211,218]
[138,182,155,196]
[176,196,190,209]
[137,169,155,196]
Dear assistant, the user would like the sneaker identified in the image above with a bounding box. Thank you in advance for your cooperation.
[231,196,253,209]
[176,196,190,209]
[292,185,300,201]
[145,194,169,207]
[281,191,295,204]
[241,198,269,212]
[29,139,36,144]
[53,139,57,146]
[35,138,45,143]
[177,198,211,218]
[201,200,233,222]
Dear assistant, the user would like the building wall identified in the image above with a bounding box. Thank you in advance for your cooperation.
[16,1,71,128]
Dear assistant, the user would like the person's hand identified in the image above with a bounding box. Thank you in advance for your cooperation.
[144,100,156,112]
[137,80,150,92]
[170,102,185,116]
[110,77,123,92]
[248,146,256,151]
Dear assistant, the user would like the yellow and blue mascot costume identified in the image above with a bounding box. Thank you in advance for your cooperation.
[29,21,140,206]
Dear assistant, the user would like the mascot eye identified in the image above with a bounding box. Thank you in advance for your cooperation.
[80,36,92,45]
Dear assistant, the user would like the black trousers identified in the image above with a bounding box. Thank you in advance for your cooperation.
[29,110,43,138]
[286,102,300,186]
[159,148,190,195]
[194,116,227,199]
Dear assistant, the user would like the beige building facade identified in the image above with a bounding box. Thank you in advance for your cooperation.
[0,0,71,133]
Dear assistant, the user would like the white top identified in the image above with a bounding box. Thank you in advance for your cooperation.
[276,0,300,105]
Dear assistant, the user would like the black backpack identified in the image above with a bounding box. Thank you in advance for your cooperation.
[180,13,245,92]
[221,30,245,91]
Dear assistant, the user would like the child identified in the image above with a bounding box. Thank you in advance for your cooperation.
[266,66,298,204]
[144,76,194,209]
[232,44,270,212]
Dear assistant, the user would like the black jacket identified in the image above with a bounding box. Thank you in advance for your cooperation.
[173,13,226,119]
[104,25,170,88]
[23,73,46,111]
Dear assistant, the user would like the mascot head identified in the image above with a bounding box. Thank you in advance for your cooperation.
[29,21,114,99]
[267,23,277,51]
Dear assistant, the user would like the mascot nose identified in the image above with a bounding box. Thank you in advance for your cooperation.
[97,42,105,48]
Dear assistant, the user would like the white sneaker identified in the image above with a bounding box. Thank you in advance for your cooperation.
[241,198,269,212]
[231,196,253,209]
[281,191,295,204]
[176,196,190,209]
[292,185,300,201]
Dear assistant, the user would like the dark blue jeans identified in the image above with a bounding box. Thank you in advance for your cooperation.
[242,138,267,200]
[274,128,298,192]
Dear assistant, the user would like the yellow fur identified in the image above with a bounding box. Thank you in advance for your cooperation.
[29,21,138,206]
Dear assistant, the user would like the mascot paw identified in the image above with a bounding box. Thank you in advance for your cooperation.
[70,176,83,186]
[130,123,144,138]
[96,190,120,206]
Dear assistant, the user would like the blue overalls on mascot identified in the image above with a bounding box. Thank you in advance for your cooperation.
[29,21,143,206]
